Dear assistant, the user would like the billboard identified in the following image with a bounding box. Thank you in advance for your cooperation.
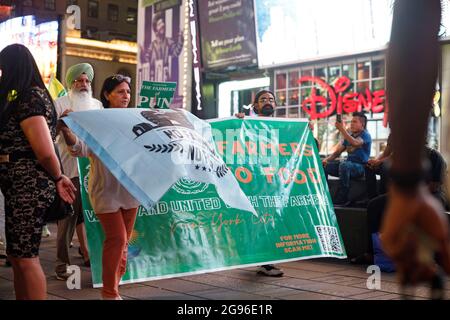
[198,0,258,70]
[137,0,187,109]
[0,15,59,84]
[254,0,393,68]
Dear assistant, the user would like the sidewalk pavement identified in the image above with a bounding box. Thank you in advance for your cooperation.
[0,223,448,300]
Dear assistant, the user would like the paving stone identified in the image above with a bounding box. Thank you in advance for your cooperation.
[150,278,219,293]
[282,291,349,300]
[279,261,347,273]
[347,290,393,300]
[309,275,353,284]
[254,287,309,298]
[270,278,370,297]
[119,285,196,300]
[192,290,273,300]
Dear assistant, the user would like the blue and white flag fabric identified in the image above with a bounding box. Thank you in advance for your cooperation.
[63,108,256,215]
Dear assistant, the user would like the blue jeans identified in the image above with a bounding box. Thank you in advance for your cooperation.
[325,160,365,201]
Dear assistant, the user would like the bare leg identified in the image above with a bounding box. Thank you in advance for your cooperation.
[76,222,89,262]
[8,256,47,300]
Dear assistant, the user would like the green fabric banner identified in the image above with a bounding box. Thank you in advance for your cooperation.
[79,118,346,287]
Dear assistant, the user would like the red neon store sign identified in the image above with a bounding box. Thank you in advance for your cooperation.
[298,76,386,120]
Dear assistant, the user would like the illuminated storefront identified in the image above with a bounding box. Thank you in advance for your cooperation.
[273,53,390,156]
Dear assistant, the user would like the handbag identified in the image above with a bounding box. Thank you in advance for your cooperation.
[45,193,74,222]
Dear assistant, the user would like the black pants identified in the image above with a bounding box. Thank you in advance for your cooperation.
[364,163,388,200]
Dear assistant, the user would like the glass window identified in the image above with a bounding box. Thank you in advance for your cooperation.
[288,70,299,88]
[23,0,33,6]
[300,87,312,101]
[301,69,313,77]
[372,79,384,91]
[342,63,355,79]
[372,59,385,78]
[288,107,299,118]
[276,91,287,107]
[328,65,341,83]
[88,1,99,18]
[377,122,390,139]
[275,108,286,117]
[108,4,119,22]
[367,120,377,139]
[288,89,299,106]
[44,0,55,10]
[67,0,78,5]
[357,61,370,80]
[127,8,137,24]
[355,81,370,93]
[276,73,287,90]
[314,67,327,79]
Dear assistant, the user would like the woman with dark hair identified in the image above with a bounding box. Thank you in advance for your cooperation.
[0,44,76,299]
[60,74,139,300]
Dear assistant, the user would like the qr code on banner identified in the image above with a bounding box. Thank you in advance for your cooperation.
[315,226,343,254]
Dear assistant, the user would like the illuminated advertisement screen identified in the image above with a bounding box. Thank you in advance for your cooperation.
[197,0,258,70]
[254,0,450,68]
[0,15,59,84]
[254,0,394,68]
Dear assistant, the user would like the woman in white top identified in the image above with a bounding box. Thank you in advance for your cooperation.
[60,75,139,300]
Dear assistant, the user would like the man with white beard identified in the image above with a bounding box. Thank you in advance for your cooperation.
[54,63,102,280]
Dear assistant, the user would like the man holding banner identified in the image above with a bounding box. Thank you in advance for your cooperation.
[54,63,102,280]
[236,89,284,277]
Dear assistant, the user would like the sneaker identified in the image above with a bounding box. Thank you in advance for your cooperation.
[55,271,71,281]
[257,264,284,277]
[42,225,51,238]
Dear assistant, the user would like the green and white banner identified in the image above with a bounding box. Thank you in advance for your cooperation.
[79,117,346,287]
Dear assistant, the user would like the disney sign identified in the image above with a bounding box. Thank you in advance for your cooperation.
[299,76,386,120]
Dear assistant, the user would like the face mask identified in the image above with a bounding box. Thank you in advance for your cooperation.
[260,104,274,116]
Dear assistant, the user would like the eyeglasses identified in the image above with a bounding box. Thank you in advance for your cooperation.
[258,97,275,103]
[112,74,131,84]
[73,79,91,85]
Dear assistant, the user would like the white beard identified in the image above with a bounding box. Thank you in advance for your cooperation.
[68,88,97,111]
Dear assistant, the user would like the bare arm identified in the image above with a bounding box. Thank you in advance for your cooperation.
[338,127,364,148]
[323,144,345,165]
[20,116,76,203]
[20,116,62,180]
[381,0,450,285]
[387,0,440,173]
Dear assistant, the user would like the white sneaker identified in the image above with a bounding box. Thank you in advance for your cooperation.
[257,264,284,277]
[42,225,51,238]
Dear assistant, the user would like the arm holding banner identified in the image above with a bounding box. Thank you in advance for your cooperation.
[59,125,89,158]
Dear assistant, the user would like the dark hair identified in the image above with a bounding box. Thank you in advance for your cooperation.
[353,112,367,129]
[0,44,51,109]
[100,74,131,108]
[152,12,164,32]
[253,89,276,106]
